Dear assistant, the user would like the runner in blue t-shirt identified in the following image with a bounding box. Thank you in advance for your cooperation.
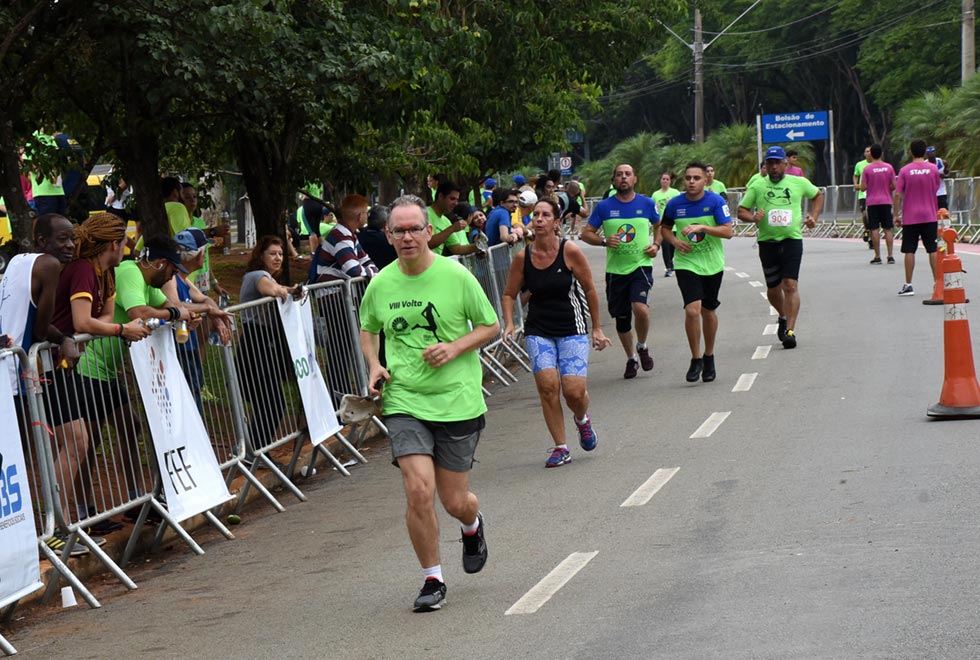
[580,163,661,379]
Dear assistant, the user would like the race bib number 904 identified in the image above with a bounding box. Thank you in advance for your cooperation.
[768,209,792,227]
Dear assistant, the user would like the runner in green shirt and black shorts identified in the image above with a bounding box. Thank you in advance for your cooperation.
[737,146,823,350]
[359,195,498,613]
[660,162,733,383]
[853,146,871,247]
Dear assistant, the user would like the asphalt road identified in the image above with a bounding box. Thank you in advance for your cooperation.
[12,237,980,660]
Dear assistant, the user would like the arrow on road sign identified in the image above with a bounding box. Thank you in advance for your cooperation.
[786,130,805,140]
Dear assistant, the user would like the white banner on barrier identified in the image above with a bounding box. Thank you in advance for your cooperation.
[278,296,342,445]
[130,330,233,522]
[0,354,43,609]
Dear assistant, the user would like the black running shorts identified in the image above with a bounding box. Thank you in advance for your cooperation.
[901,222,938,254]
[675,269,723,310]
[757,238,803,288]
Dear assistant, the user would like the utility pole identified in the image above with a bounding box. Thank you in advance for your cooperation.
[694,7,704,143]
[656,1,761,145]
[965,0,976,82]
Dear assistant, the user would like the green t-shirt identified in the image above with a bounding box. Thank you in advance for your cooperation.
[739,174,820,242]
[359,256,498,422]
[190,216,212,292]
[587,194,660,275]
[708,180,727,196]
[134,201,192,251]
[427,207,465,256]
[746,172,767,187]
[652,188,680,217]
[27,132,64,197]
[320,222,335,237]
[77,261,167,381]
[661,192,732,276]
[853,160,869,200]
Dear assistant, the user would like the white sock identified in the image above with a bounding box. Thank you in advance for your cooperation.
[630,354,638,361]
[779,316,786,321]
[575,413,589,425]
[423,565,443,582]
[554,444,569,451]
[459,514,480,536]
[636,342,647,350]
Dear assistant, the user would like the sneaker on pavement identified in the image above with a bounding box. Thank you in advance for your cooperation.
[777,317,788,343]
[701,354,716,382]
[87,519,124,535]
[898,284,915,296]
[887,256,895,264]
[870,257,882,264]
[782,330,797,349]
[545,447,572,468]
[461,512,488,574]
[44,532,106,557]
[624,357,639,379]
[636,346,654,371]
[413,578,447,612]
[686,358,703,382]
[665,269,674,278]
[576,414,597,451]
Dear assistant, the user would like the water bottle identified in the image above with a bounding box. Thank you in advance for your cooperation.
[219,293,230,309]
[174,320,190,344]
[143,318,164,330]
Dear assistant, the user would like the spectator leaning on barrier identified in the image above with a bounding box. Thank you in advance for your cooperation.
[427,181,473,256]
[163,228,233,410]
[359,194,498,613]
[48,213,152,545]
[181,182,229,297]
[237,236,301,468]
[134,177,193,252]
[485,188,522,247]
[0,214,85,551]
[358,205,397,270]
[310,194,379,283]
[76,237,197,513]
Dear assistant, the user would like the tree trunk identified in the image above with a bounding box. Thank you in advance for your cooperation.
[117,129,167,242]
[0,114,33,253]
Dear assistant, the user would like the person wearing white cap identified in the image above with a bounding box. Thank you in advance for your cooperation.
[737,146,823,350]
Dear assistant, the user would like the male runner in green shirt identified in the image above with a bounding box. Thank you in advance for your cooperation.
[360,195,498,613]
[737,146,823,349]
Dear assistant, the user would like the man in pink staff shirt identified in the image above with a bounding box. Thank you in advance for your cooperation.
[894,139,942,296]
[860,144,897,265]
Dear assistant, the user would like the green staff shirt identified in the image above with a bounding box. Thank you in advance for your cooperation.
[359,256,497,422]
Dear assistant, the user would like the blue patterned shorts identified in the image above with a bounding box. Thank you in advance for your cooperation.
[525,334,590,377]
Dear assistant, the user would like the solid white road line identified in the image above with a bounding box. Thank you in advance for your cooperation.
[736,272,749,278]
[763,324,778,335]
[690,411,731,438]
[732,373,758,392]
[505,551,599,615]
[621,467,680,507]
[752,345,772,360]
[749,281,763,287]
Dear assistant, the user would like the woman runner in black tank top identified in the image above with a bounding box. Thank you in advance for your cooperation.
[501,198,612,468]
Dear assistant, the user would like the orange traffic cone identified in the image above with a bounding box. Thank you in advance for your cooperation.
[927,230,980,418]
[923,208,950,306]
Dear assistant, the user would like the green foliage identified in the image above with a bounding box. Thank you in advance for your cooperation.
[894,76,980,176]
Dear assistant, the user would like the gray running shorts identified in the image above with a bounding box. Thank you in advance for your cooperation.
[385,414,485,473]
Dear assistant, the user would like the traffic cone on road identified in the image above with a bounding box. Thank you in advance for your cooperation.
[927,230,980,418]
[923,209,951,306]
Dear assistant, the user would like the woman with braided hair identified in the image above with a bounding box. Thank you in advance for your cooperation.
[44,212,151,543]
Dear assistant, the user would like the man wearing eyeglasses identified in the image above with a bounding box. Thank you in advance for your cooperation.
[359,195,499,613]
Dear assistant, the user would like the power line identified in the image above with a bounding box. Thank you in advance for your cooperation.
[698,1,845,36]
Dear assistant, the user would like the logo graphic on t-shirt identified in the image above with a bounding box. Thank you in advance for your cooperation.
[391,317,409,332]
[412,302,444,343]
[616,224,636,243]
[766,188,791,203]
[688,231,706,243]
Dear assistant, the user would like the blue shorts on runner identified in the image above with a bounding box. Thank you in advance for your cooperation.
[525,334,590,377]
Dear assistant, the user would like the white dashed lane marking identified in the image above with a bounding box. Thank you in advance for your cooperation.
[770,306,778,316]
[759,291,769,300]
[749,281,763,287]
[505,551,599,615]
[736,272,749,278]
[752,345,772,360]
[621,468,680,507]
[763,324,778,335]
[732,373,758,392]
[690,411,731,439]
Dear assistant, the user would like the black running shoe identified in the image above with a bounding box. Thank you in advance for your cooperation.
[782,330,797,349]
[701,355,716,382]
[776,317,788,343]
[413,578,447,612]
[624,357,639,379]
[686,358,703,382]
[461,512,488,574]
[636,345,654,371]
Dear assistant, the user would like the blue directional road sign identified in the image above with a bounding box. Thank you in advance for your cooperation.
[762,111,829,143]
